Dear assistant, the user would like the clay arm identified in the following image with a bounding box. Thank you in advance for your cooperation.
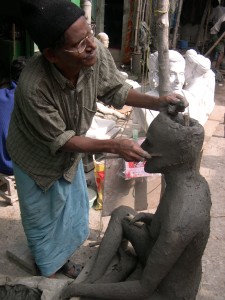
[84,206,137,284]
[140,229,193,293]
[125,89,187,112]
[61,280,147,300]
[60,230,193,300]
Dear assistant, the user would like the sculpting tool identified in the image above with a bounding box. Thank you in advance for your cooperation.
[183,113,190,126]
[103,153,162,160]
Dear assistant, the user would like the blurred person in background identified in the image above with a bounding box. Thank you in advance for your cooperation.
[0,58,26,175]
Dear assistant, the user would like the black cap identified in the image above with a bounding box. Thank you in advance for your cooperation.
[19,0,85,50]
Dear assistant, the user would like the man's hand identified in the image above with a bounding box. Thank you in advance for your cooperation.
[158,93,188,112]
[125,89,188,112]
[115,138,151,162]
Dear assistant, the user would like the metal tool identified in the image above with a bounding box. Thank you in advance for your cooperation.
[103,153,162,160]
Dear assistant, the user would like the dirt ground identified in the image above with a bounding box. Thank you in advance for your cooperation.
[0,196,105,278]
[0,83,225,299]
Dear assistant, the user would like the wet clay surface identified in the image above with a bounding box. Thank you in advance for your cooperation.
[60,113,211,300]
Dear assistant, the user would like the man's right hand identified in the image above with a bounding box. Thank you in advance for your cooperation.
[114,138,150,162]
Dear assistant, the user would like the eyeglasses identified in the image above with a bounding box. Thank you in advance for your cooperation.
[64,33,95,54]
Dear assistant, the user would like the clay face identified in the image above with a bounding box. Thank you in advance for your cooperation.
[141,113,204,173]
[141,113,181,173]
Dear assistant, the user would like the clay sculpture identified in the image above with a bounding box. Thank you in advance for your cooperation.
[61,112,211,300]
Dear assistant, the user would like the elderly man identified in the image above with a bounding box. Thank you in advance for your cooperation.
[7,0,186,279]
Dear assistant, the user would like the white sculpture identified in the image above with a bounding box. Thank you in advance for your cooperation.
[97,32,109,49]
[133,50,185,132]
[133,49,215,131]
[148,50,185,92]
[183,49,215,125]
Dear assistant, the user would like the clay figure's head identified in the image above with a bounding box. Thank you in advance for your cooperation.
[148,50,185,91]
[141,112,204,174]
[97,32,109,48]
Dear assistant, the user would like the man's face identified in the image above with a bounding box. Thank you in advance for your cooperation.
[53,16,97,71]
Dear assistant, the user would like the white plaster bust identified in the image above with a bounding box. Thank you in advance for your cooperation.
[185,49,211,84]
[148,50,185,92]
[97,32,109,48]
[133,49,215,131]
[133,50,186,133]
[183,49,215,124]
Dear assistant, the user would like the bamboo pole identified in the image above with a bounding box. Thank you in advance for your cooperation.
[172,0,183,49]
[134,0,141,52]
[141,0,147,22]
[155,0,171,96]
[204,31,225,57]
[141,0,151,93]
[195,0,211,48]
[155,0,170,200]
[202,2,211,54]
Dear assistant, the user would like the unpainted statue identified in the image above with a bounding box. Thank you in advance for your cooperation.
[97,32,109,49]
[133,49,215,132]
[183,49,215,125]
[61,112,211,300]
[133,50,186,133]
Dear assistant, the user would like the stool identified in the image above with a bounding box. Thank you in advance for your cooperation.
[0,173,18,205]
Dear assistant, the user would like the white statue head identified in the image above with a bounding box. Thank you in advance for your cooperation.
[148,50,185,92]
[97,32,109,48]
[184,49,211,84]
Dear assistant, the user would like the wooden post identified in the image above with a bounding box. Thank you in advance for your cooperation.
[155,0,170,199]
[202,0,211,53]
[172,0,184,49]
[155,0,171,96]
[80,0,92,25]
[133,0,141,52]
[204,31,225,57]
[95,0,105,35]
[195,0,211,49]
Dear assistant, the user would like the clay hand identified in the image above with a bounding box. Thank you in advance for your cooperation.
[115,138,151,162]
[129,212,153,225]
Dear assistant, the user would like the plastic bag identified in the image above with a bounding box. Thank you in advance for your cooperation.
[93,155,105,210]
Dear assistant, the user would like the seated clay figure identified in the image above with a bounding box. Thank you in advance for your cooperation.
[61,112,211,300]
